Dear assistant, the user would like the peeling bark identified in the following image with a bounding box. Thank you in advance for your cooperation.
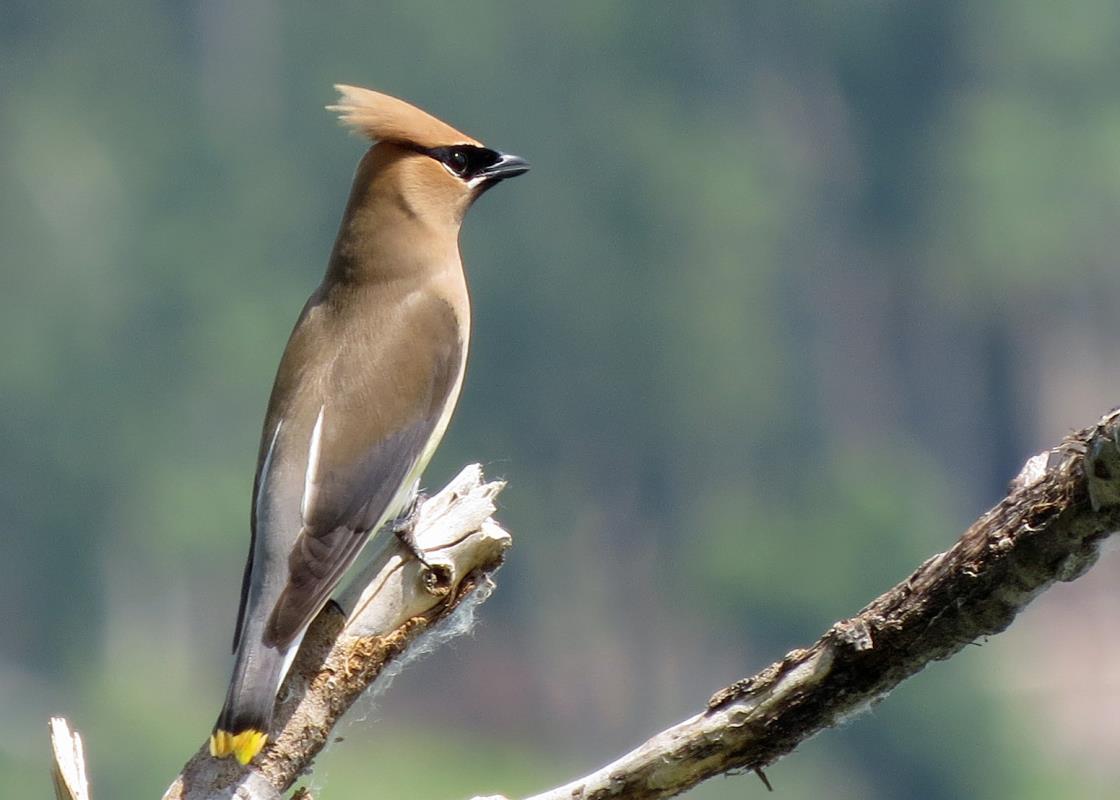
[472,410,1120,800]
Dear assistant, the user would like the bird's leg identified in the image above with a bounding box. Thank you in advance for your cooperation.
[389,489,430,567]
[389,490,452,595]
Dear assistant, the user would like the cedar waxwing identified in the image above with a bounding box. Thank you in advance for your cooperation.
[209,86,528,765]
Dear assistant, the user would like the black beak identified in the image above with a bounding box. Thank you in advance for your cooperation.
[478,152,530,182]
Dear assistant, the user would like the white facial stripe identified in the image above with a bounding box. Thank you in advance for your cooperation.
[440,161,489,187]
[301,406,326,521]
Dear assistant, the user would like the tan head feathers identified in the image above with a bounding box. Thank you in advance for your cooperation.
[328,85,479,150]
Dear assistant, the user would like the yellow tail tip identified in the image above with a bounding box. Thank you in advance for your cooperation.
[209,728,268,765]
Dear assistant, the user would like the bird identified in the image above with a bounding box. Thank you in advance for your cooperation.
[209,85,528,765]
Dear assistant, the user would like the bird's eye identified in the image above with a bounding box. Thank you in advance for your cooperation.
[447,149,469,176]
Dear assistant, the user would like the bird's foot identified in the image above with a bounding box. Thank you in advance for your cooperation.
[390,492,451,594]
[390,491,430,567]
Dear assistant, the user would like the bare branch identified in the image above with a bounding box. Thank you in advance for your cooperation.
[159,464,510,800]
[51,410,1120,800]
[472,409,1120,800]
[49,717,91,800]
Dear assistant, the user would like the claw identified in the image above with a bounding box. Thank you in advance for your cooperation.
[390,491,431,567]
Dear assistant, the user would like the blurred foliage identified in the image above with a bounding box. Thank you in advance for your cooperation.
[4,1,1120,798]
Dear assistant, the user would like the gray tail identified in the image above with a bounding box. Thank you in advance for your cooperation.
[215,639,287,738]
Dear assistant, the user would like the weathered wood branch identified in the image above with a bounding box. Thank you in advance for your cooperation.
[471,409,1120,800]
[49,465,510,800]
[155,464,510,800]
[50,717,91,800]
[20,463,506,800]
[157,464,510,800]
[48,410,1120,800]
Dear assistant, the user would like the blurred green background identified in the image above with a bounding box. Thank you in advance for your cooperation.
[4,2,1120,798]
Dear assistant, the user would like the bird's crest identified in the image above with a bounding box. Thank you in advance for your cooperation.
[328,85,479,150]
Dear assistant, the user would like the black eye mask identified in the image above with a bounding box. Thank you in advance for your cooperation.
[424,145,502,179]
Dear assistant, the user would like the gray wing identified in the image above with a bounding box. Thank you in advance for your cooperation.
[262,423,435,648]
[235,288,464,652]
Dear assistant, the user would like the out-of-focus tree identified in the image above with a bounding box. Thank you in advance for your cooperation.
[4,2,1120,798]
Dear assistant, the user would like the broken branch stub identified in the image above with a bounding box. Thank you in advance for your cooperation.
[162,464,511,800]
